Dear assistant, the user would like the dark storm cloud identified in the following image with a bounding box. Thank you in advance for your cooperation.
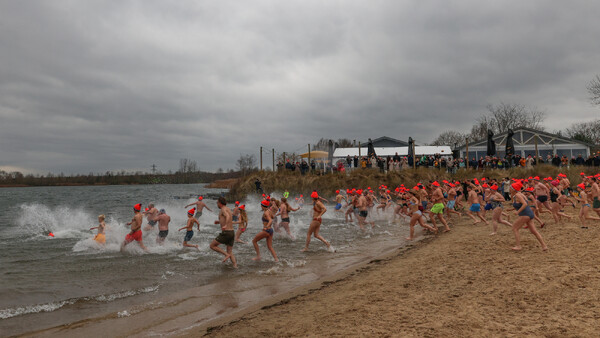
[0,1,599,174]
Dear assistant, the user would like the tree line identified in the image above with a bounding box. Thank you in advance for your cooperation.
[0,159,242,187]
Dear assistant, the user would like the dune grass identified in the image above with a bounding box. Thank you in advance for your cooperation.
[226,165,600,201]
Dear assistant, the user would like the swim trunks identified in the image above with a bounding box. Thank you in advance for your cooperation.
[359,210,368,218]
[484,203,493,211]
[430,203,444,214]
[148,220,157,226]
[194,211,203,218]
[184,230,194,242]
[335,203,342,210]
[447,200,456,210]
[94,233,106,244]
[518,206,535,219]
[158,230,168,238]
[215,230,235,247]
[232,215,239,222]
[281,217,290,223]
[537,196,548,203]
[469,203,481,212]
[593,197,600,209]
[264,228,274,236]
[125,230,142,243]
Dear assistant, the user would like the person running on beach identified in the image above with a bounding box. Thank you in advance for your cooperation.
[549,181,572,224]
[591,176,600,217]
[277,197,299,239]
[487,185,512,235]
[533,177,554,217]
[430,181,451,232]
[185,196,212,220]
[121,204,148,252]
[509,182,547,251]
[574,183,600,228]
[156,209,170,244]
[143,203,159,231]
[301,191,332,252]
[466,185,488,225]
[90,214,107,245]
[445,183,462,219]
[406,191,436,240]
[345,190,356,222]
[233,205,248,244]
[178,208,200,250]
[252,200,278,262]
[211,197,237,268]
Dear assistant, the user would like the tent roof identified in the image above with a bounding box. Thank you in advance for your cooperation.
[300,150,329,158]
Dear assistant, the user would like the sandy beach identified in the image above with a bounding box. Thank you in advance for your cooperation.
[198,212,600,337]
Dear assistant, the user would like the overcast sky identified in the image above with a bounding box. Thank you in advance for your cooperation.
[1,1,598,174]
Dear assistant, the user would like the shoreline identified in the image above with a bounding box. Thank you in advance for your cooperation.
[197,214,600,337]
[20,222,428,337]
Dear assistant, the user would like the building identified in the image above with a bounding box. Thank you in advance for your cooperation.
[457,127,591,160]
[358,136,409,147]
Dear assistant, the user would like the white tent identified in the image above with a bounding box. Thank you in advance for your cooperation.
[333,146,452,158]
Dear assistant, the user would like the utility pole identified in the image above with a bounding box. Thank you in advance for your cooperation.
[308,144,311,166]
[260,146,263,171]
[272,148,275,171]
[151,164,156,174]
[466,137,469,169]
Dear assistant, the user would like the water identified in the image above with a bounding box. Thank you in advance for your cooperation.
[0,184,423,336]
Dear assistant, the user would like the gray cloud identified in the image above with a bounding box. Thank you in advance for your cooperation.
[0,0,599,174]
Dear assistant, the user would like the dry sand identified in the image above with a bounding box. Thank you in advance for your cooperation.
[196,211,600,337]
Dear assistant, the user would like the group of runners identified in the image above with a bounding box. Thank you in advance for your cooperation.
[89,171,600,267]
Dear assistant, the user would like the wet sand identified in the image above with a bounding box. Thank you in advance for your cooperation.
[198,214,600,337]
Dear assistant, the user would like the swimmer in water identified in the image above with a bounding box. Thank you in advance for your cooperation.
[156,209,170,244]
[301,191,332,252]
[252,199,278,262]
[121,204,148,252]
[185,196,213,219]
[90,214,106,245]
[178,208,200,250]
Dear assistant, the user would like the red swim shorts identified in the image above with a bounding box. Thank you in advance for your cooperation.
[125,230,142,243]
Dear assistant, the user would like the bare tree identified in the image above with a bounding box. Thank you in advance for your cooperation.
[431,131,467,147]
[564,119,600,145]
[179,158,198,173]
[470,103,546,140]
[587,75,600,106]
[236,154,257,174]
[336,138,353,147]
[312,138,330,151]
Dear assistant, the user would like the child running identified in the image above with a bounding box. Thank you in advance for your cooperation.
[90,214,107,245]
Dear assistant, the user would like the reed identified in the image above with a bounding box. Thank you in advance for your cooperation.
[226,165,600,201]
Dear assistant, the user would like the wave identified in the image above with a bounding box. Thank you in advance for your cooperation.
[0,285,159,320]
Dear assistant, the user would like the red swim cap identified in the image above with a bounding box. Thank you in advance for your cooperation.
[187,208,195,215]
[311,191,319,199]
[578,183,586,190]
[511,182,522,191]
[198,196,203,201]
[235,201,240,205]
[133,204,142,212]
[261,200,270,208]
[432,181,440,187]
[336,190,340,194]
[490,184,498,191]
[239,205,245,210]
[525,187,534,192]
